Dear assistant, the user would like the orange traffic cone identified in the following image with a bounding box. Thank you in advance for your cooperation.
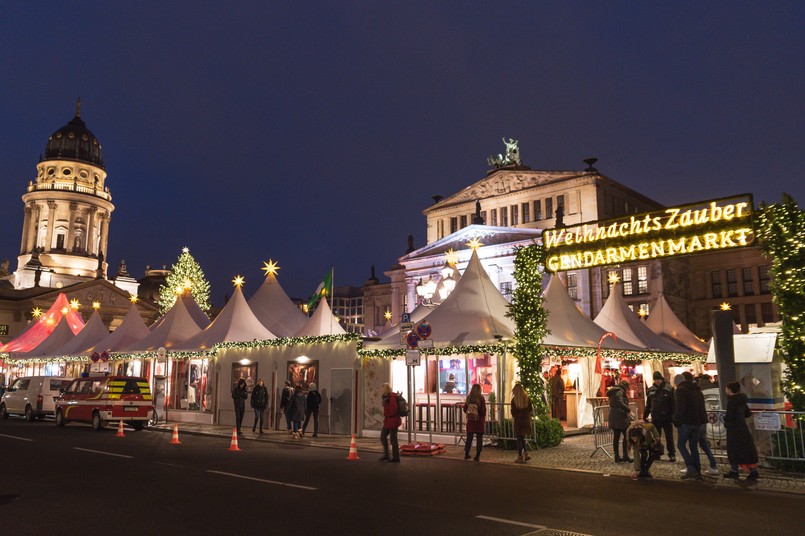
[228,427,241,451]
[170,424,181,445]
[346,434,359,460]
[116,419,125,437]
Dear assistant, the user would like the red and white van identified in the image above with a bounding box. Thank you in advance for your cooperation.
[55,376,153,431]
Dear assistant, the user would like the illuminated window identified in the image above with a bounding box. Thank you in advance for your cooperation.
[534,200,542,221]
[490,209,497,226]
[727,269,738,297]
[511,205,519,225]
[637,266,648,294]
[450,217,458,234]
[546,198,554,219]
[522,202,530,223]
[567,273,578,300]
[501,206,508,226]
[711,271,723,298]
[742,267,754,295]
[623,269,634,295]
[759,265,771,294]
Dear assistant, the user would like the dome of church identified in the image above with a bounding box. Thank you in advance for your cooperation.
[42,108,104,169]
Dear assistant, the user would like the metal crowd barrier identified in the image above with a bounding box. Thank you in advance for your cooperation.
[591,403,638,460]
[448,402,544,449]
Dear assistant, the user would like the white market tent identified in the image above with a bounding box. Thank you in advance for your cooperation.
[56,310,110,356]
[373,303,434,343]
[15,316,78,358]
[88,302,151,354]
[150,292,210,332]
[121,294,202,352]
[594,282,691,353]
[248,271,307,337]
[645,294,709,353]
[175,284,276,350]
[295,297,347,337]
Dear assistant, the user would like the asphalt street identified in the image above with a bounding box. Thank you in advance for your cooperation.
[1,419,801,536]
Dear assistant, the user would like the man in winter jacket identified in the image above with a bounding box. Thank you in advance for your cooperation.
[250,378,269,434]
[380,382,401,462]
[279,380,293,431]
[607,380,633,463]
[232,379,248,436]
[302,382,322,437]
[643,371,676,462]
[673,371,708,480]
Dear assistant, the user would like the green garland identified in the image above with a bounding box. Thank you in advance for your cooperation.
[756,194,805,411]
[507,243,550,417]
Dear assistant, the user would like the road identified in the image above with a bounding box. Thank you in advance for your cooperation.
[0,418,801,535]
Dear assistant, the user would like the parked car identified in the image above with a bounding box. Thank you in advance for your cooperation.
[0,376,73,421]
[55,375,153,431]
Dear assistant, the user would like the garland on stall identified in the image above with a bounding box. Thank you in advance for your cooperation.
[756,194,805,411]
[506,243,550,417]
[358,342,507,359]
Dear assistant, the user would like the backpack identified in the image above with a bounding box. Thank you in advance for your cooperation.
[396,393,409,417]
[466,403,479,421]
[651,384,674,421]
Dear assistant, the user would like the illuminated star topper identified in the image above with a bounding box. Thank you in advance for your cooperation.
[384,310,392,320]
[92,301,101,310]
[608,272,621,285]
[60,307,70,314]
[232,275,245,288]
[466,238,483,251]
[182,247,190,254]
[32,307,42,318]
[262,259,280,277]
[69,298,81,310]
[720,302,732,311]
[445,248,459,266]
[129,294,139,303]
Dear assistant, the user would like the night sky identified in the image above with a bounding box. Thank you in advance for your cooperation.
[2,3,803,305]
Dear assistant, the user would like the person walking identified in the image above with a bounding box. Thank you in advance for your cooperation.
[231,379,248,436]
[279,380,293,432]
[626,420,661,479]
[550,367,565,420]
[673,371,708,480]
[510,383,533,463]
[643,371,676,462]
[723,381,760,481]
[250,378,269,434]
[379,383,401,462]
[463,383,487,461]
[302,382,322,437]
[607,380,633,463]
[287,384,307,439]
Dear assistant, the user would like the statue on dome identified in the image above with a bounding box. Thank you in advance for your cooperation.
[487,137,522,168]
[0,258,8,276]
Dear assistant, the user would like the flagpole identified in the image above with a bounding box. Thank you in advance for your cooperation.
[330,265,334,334]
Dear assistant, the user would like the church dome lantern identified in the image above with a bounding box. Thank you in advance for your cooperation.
[42,99,104,169]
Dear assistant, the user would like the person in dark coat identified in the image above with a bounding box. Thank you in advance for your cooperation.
[279,380,293,432]
[510,383,533,463]
[380,382,402,462]
[250,377,269,434]
[287,384,307,439]
[231,379,248,436]
[302,382,322,437]
[643,371,676,462]
[463,383,487,461]
[673,371,708,480]
[550,367,565,420]
[607,380,633,463]
[723,381,760,481]
[627,421,661,479]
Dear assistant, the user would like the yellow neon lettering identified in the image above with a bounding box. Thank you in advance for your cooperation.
[651,241,665,257]
[547,256,560,271]
[723,204,735,219]
[619,245,636,260]
[638,242,650,259]
[665,208,680,229]
[668,237,686,255]
[735,202,749,217]
[619,222,629,236]
[688,235,703,252]
[606,248,618,264]
[704,233,718,249]
[709,202,722,222]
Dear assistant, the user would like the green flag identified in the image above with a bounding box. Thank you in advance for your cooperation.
[307,268,333,310]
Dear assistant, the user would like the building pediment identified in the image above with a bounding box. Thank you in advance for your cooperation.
[426,169,589,212]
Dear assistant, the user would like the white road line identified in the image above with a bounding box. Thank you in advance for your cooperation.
[206,470,317,490]
[475,515,546,529]
[0,433,33,442]
[73,447,134,459]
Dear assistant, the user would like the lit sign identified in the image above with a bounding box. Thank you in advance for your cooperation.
[0,324,7,336]
[544,194,754,272]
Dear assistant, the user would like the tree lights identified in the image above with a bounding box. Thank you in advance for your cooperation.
[158,247,211,314]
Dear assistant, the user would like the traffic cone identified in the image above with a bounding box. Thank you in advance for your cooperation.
[228,427,241,451]
[116,419,125,437]
[170,424,181,445]
[346,434,359,460]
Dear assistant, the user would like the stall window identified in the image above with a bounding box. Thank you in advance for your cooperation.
[500,281,512,297]
[567,273,578,300]
[759,265,771,294]
[727,269,738,297]
[522,202,530,223]
[711,271,723,298]
[742,267,754,295]
[439,358,466,395]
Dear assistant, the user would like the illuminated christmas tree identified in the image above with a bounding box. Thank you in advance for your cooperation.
[158,247,211,314]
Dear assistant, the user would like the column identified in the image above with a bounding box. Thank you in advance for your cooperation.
[26,204,40,252]
[19,205,32,254]
[99,213,110,260]
[44,201,57,253]
[66,202,77,253]
[86,206,97,255]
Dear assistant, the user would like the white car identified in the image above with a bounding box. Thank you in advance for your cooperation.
[0,376,72,421]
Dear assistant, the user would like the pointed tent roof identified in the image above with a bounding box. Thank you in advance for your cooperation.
[16,316,78,358]
[122,294,202,352]
[594,282,691,352]
[1,293,85,353]
[412,249,514,346]
[542,275,642,351]
[295,297,347,337]
[89,302,151,354]
[56,311,110,356]
[176,285,276,350]
[150,292,209,331]
[248,272,307,337]
[645,294,708,353]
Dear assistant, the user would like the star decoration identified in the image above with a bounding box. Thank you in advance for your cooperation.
[638,308,648,318]
[92,301,101,310]
[182,247,190,254]
[607,272,621,284]
[466,238,483,251]
[32,307,42,318]
[60,307,70,314]
[262,259,280,277]
[129,294,139,303]
[69,298,81,310]
[232,275,245,288]
[384,310,392,320]
[720,302,732,311]
[445,248,459,266]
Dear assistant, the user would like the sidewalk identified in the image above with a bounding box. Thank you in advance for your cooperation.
[151,422,805,495]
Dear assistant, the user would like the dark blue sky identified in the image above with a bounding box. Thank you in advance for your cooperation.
[2,2,803,304]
